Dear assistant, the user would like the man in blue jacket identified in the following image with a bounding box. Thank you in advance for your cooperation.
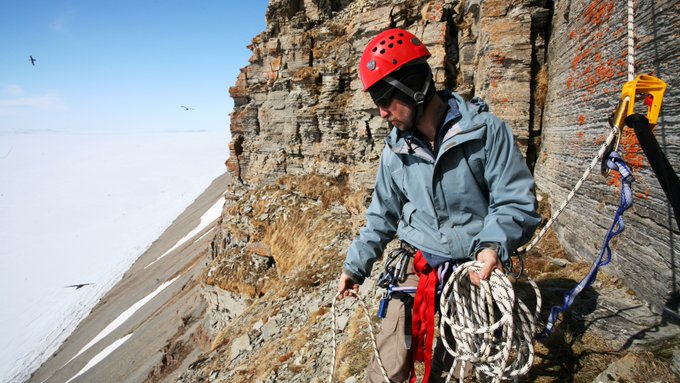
[337,28,540,382]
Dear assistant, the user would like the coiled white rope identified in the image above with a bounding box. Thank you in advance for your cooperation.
[439,261,542,383]
[329,291,390,383]
[329,263,542,383]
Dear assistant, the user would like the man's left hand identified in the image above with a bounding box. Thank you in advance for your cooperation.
[469,247,504,286]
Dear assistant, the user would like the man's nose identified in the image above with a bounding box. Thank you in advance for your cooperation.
[378,106,390,119]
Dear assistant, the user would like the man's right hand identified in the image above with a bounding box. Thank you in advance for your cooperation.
[337,272,360,299]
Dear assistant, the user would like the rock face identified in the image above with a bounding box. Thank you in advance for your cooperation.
[223,0,679,313]
[195,0,680,381]
[226,0,549,191]
[534,0,680,314]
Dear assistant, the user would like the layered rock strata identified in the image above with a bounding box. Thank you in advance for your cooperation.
[220,0,679,316]
[534,0,680,313]
[198,2,680,382]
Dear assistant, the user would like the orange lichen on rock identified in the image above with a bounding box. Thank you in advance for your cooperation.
[585,0,615,26]
[607,128,648,189]
[572,46,593,70]
[567,0,628,101]
[619,130,646,170]
[636,190,651,201]
[606,171,622,188]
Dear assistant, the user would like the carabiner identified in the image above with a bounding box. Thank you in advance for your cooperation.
[506,250,524,279]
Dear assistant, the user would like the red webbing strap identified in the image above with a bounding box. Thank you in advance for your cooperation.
[410,250,438,383]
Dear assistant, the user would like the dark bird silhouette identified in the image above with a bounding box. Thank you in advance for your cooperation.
[65,283,94,290]
[0,146,12,159]
[29,55,36,66]
[179,105,194,110]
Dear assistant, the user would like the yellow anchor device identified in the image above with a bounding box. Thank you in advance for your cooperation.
[602,74,667,175]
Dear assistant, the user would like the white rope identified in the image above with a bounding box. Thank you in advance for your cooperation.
[329,266,541,383]
[627,0,635,81]
[329,291,390,383]
[438,261,542,383]
[518,128,618,254]
[519,0,637,255]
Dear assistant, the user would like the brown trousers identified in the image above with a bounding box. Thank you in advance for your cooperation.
[365,261,458,383]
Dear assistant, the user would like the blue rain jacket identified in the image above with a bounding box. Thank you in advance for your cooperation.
[343,91,540,284]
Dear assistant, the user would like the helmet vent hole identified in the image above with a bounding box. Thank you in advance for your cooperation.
[372,47,377,52]
[380,40,386,45]
[397,40,403,44]
[388,43,394,48]
[392,59,398,64]
[380,49,386,54]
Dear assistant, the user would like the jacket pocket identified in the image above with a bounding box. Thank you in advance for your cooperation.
[441,225,467,259]
[401,202,416,225]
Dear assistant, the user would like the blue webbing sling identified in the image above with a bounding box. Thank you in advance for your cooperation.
[541,151,634,337]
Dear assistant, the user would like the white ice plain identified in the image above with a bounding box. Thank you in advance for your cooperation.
[0,130,228,383]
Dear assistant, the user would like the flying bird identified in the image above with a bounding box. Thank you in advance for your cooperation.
[179,105,194,110]
[0,146,12,159]
[29,55,36,66]
[64,283,94,290]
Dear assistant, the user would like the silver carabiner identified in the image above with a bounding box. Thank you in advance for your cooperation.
[506,251,524,280]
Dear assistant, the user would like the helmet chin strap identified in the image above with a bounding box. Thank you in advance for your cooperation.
[383,68,432,154]
[383,75,428,98]
[383,73,431,121]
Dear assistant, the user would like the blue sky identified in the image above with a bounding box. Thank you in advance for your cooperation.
[0,0,269,133]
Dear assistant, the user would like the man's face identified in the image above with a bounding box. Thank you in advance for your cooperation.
[378,97,414,131]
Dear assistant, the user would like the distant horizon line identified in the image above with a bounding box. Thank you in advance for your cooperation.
[0,128,229,135]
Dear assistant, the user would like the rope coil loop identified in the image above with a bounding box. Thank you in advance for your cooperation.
[439,261,542,383]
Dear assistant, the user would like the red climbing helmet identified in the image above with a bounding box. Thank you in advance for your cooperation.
[359,28,431,91]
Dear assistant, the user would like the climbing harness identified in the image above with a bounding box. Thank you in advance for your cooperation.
[376,242,414,292]
[375,243,417,347]
[439,261,541,382]
[379,243,459,382]
[330,261,542,383]
[330,243,542,383]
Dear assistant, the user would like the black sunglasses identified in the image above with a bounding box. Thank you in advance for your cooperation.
[370,87,396,108]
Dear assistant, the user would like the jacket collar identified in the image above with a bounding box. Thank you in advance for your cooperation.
[385,91,484,156]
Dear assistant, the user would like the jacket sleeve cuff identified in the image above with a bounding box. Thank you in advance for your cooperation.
[342,267,364,285]
[475,241,500,253]
[473,241,504,261]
